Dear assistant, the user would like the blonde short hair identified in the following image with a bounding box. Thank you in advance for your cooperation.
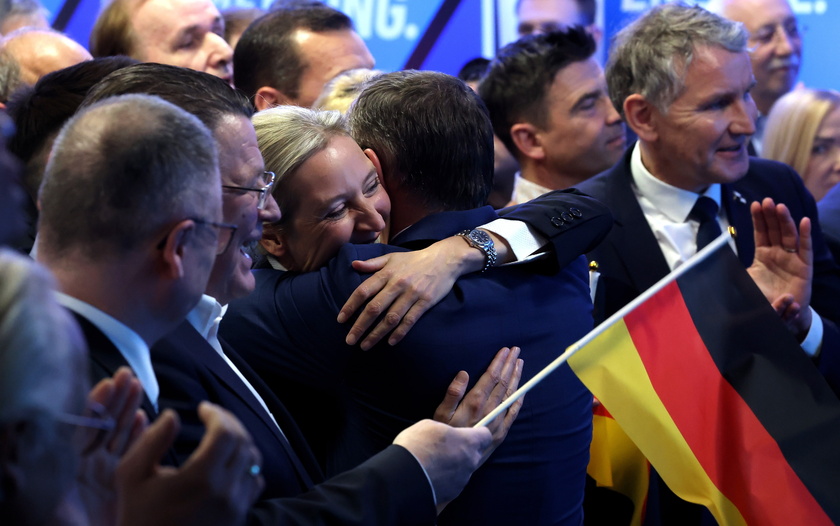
[252,105,349,226]
[312,68,383,114]
[763,88,840,185]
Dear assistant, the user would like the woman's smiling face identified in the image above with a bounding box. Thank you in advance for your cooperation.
[272,134,390,272]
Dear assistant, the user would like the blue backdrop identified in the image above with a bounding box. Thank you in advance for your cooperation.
[41,0,836,90]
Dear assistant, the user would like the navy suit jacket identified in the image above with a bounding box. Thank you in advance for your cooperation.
[817,182,840,265]
[576,148,840,394]
[576,148,840,524]
[222,192,613,526]
[151,321,438,526]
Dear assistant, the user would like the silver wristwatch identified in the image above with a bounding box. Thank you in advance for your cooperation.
[457,229,497,273]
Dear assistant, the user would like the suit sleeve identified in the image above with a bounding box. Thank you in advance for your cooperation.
[780,163,840,395]
[497,188,613,270]
[246,445,436,526]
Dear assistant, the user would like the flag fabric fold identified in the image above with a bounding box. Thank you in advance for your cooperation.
[569,234,840,525]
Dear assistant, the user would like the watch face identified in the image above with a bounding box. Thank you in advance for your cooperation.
[469,230,491,245]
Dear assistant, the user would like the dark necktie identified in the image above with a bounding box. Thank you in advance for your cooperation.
[689,196,722,250]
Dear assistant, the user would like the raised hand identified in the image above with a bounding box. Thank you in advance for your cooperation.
[746,197,814,337]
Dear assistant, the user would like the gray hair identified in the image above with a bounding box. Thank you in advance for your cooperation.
[0,249,85,422]
[38,94,220,259]
[606,2,747,116]
[0,48,20,103]
[252,105,349,225]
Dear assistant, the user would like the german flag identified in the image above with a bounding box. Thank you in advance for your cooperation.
[568,235,840,525]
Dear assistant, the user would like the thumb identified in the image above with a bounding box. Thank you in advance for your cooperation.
[350,255,389,272]
[117,409,180,483]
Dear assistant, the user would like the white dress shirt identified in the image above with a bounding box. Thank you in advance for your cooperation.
[510,172,552,205]
[186,294,285,435]
[629,142,822,356]
[57,292,159,409]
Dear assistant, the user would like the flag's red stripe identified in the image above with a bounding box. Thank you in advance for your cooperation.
[625,281,830,525]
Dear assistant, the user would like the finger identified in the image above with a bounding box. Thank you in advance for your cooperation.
[799,217,813,266]
[361,292,429,350]
[751,200,769,248]
[350,255,390,273]
[187,403,239,472]
[358,292,415,350]
[338,259,391,324]
[770,294,794,316]
[761,198,784,248]
[82,379,115,454]
[484,347,520,407]
[433,370,469,424]
[118,409,180,483]
[773,202,799,252]
[109,377,145,454]
[385,298,432,347]
[343,280,396,345]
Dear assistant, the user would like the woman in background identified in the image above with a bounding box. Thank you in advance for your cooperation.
[763,88,840,202]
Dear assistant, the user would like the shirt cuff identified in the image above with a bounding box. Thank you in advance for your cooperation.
[800,307,823,358]
[480,218,547,263]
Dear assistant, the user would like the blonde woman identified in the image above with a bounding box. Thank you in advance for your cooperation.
[763,88,840,202]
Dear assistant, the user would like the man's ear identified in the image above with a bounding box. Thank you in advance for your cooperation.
[158,220,197,280]
[363,147,390,189]
[260,229,295,268]
[254,86,291,111]
[510,123,544,161]
[624,94,658,142]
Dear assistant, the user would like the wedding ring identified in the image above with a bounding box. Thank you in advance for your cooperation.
[248,464,261,477]
[785,248,797,253]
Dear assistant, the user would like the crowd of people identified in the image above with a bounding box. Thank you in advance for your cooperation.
[1,0,838,525]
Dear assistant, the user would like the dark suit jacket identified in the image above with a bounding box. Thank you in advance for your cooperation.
[74,312,179,467]
[152,321,437,526]
[817,182,840,264]
[222,192,613,526]
[576,148,840,394]
[575,147,840,525]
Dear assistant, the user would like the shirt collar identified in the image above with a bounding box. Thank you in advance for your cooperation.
[56,292,159,409]
[630,142,722,222]
[511,172,552,204]
[186,294,226,338]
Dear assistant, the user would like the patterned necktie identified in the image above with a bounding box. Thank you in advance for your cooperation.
[689,196,722,250]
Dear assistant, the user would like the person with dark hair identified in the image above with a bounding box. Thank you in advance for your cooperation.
[575,2,840,523]
[33,93,269,524]
[5,56,137,253]
[480,27,624,204]
[221,6,264,49]
[89,0,232,82]
[233,1,373,109]
[223,70,612,525]
[516,0,597,37]
[82,63,522,526]
[458,56,518,208]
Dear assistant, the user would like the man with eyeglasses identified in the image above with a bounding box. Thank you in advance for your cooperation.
[710,0,802,155]
[81,63,529,525]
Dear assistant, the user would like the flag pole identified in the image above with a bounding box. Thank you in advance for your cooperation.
[475,230,734,428]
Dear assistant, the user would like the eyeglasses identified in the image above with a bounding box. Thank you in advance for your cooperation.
[156,217,239,255]
[192,218,239,255]
[54,402,116,432]
[222,171,275,210]
[749,19,803,47]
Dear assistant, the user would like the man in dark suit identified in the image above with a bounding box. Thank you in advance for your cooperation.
[82,63,524,525]
[222,71,613,526]
[573,3,840,524]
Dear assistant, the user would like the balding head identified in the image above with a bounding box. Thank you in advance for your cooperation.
[1,28,90,85]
